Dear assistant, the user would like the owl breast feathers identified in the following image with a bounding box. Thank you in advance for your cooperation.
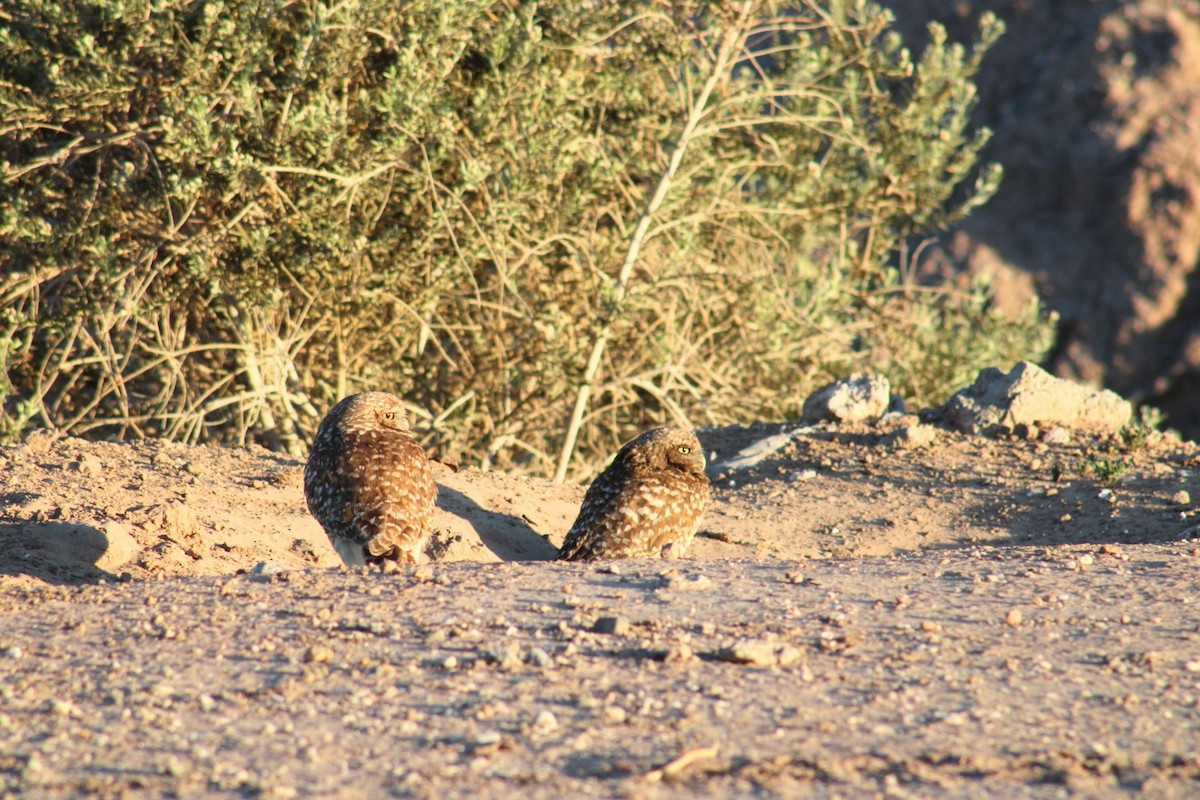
[557,427,711,561]
[304,391,437,566]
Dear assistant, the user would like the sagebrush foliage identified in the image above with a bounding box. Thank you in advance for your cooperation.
[0,0,1052,477]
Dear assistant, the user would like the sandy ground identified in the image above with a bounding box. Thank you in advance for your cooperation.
[2,418,1200,797]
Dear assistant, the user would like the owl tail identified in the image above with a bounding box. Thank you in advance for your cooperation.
[366,530,428,564]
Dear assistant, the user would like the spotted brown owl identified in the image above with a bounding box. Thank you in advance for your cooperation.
[304,391,438,566]
[556,427,711,561]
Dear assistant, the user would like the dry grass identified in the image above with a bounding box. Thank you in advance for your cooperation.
[0,1,1051,479]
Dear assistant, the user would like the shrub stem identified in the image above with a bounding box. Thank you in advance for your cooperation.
[553,1,756,483]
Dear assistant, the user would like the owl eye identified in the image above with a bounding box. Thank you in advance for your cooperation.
[677,445,690,455]
[383,412,396,421]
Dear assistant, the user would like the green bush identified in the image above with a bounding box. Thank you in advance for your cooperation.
[0,0,1053,478]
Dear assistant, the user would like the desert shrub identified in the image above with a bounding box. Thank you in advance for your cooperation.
[0,0,1053,478]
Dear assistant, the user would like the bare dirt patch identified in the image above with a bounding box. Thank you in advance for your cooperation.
[1,421,1199,797]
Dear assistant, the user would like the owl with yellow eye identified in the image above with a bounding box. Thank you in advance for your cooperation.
[557,427,711,561]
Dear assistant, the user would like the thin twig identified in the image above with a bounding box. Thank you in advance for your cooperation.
[554,0,757,483]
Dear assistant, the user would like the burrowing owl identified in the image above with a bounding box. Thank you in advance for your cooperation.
[304,391,438,566]
[556,427,711,561]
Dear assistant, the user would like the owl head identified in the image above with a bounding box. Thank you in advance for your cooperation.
[326,391,412,436]
[616,427,706,477]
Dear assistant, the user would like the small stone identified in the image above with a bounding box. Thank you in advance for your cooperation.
[602,705,627,724]
[1015,423,1040,441]
[1005,608,1023,627]
[1174,490,1192,506]
[302,645,334,664]
[22,752,48,783]
[1042,427,1072,445]
[71,456,103,476]
[485,643,522,670]
[1077,554,1094,567]
[660,573,712,592]
[883,424,938,450]
[532,709,559,735]
[802,372,891,424]
[468,730,504,756]
[592,616,631,636]
[149,683,174,699]
[716,639,798,666]
[665,642,695,663]
[776,645,805,667]
[527,647,553,668]
[48,698,78,717]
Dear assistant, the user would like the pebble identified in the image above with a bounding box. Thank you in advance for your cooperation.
[527,647,553,668]
[1042,427,1072,445]
[531,710,559,736]
[48,698,79,717]
[602,705,627,724]
[665,574,713,592]
[1174,490,1192,506]
[71,456,102,476]
[250,562,285,577]
[468,730,504,756]
[302,645,334,664]
[884,423,938,450]
[163,757,189,778]
[485,643,522,670]
[592,616,631,636]
[716,639,804,667]
[1005,608,1023,627]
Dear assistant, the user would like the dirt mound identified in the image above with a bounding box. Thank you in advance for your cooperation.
[2,408,1195,587]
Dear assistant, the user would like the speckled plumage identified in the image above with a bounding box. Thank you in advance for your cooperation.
[556,427,711,561]
[304,391,437,566]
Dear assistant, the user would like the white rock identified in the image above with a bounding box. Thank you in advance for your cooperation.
[943,361,1131,435]
[802,373,892,424]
